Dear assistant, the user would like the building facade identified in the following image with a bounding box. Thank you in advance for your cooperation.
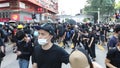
[0,0,58,22]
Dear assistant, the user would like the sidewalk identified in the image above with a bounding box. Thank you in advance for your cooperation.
[1,43,19,68]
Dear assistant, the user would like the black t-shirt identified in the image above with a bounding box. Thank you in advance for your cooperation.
[32,44,69,68]
[0,38,4,46]
[72,30,79,42]
[100,26,105,35]
[17,41,33,61]
[88,33,96,44]
[106,47,120,68]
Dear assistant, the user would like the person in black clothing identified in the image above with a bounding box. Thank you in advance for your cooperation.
[100,25,106,46]
[63,27,70,48]
[72,29,81,49]
[107,24,120,50]
[15,30,33,68]
[81,29,89,51]
[57,24,66,43]
[88,28,97,61]
[0,29,6,67]
[105,34,120,68]
[32,23,69,68]
[0,38,5,67]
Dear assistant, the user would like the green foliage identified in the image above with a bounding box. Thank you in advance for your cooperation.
[115,1,120,9]
[84,0,115,22]
[84,0,115,15]
[65,18,69,22]
[83,18,89,22]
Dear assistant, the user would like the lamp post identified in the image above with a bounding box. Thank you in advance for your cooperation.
[98,8,100,24]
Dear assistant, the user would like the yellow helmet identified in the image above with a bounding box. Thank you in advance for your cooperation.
[17,25,24,29]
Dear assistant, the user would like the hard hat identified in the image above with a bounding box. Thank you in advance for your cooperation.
[17,25,23,29]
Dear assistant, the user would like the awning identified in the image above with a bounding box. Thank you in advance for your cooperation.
[9,20,16,23]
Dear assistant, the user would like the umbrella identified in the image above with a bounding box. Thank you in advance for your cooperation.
[66,19,76,25]
[9,20,16,23]
[0,22,4,25]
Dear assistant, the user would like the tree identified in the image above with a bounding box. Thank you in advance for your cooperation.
[115,1,120,9]
[84,0,115,23]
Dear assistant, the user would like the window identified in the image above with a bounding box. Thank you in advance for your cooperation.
[3,12,5,18]
[0,13,1,18]
[5,12,7,18]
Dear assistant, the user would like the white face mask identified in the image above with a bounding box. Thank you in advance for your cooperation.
[110,28,113,32]
[34,31,39,37]
[89,28,92,31]
[38,39,48,46]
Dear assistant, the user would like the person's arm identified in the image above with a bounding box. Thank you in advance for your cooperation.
[77,32,80,40]
[105,58,117,68]
[71,33,75,40]
[89,37,94,47]
[32,63,38,68]
[92,62,103,68]
[62,32,66,41]
[1,46,5,53]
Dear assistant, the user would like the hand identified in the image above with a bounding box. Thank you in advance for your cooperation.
[61,38,64,41]
[16,51,22,56]
[25,37,31,43]
[77,38,79,40]
[88,45,91,47]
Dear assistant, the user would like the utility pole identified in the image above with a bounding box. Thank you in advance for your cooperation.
[98,8,100,24]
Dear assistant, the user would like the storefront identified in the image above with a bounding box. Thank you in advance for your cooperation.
[0,0,58,22]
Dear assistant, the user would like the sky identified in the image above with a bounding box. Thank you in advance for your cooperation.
[58,0,87,15]
[116,0,120,3]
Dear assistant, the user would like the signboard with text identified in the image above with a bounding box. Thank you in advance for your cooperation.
[0,18,10,22]
[28,0,58,13]
[10,14,20,21]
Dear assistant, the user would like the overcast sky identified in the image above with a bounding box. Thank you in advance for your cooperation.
[58,0,87,15]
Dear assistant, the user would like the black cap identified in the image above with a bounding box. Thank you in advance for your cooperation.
[35,23,55,35]
[114,24,120,33]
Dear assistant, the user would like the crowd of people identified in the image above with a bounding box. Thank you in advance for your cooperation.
[0,21,120,68]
